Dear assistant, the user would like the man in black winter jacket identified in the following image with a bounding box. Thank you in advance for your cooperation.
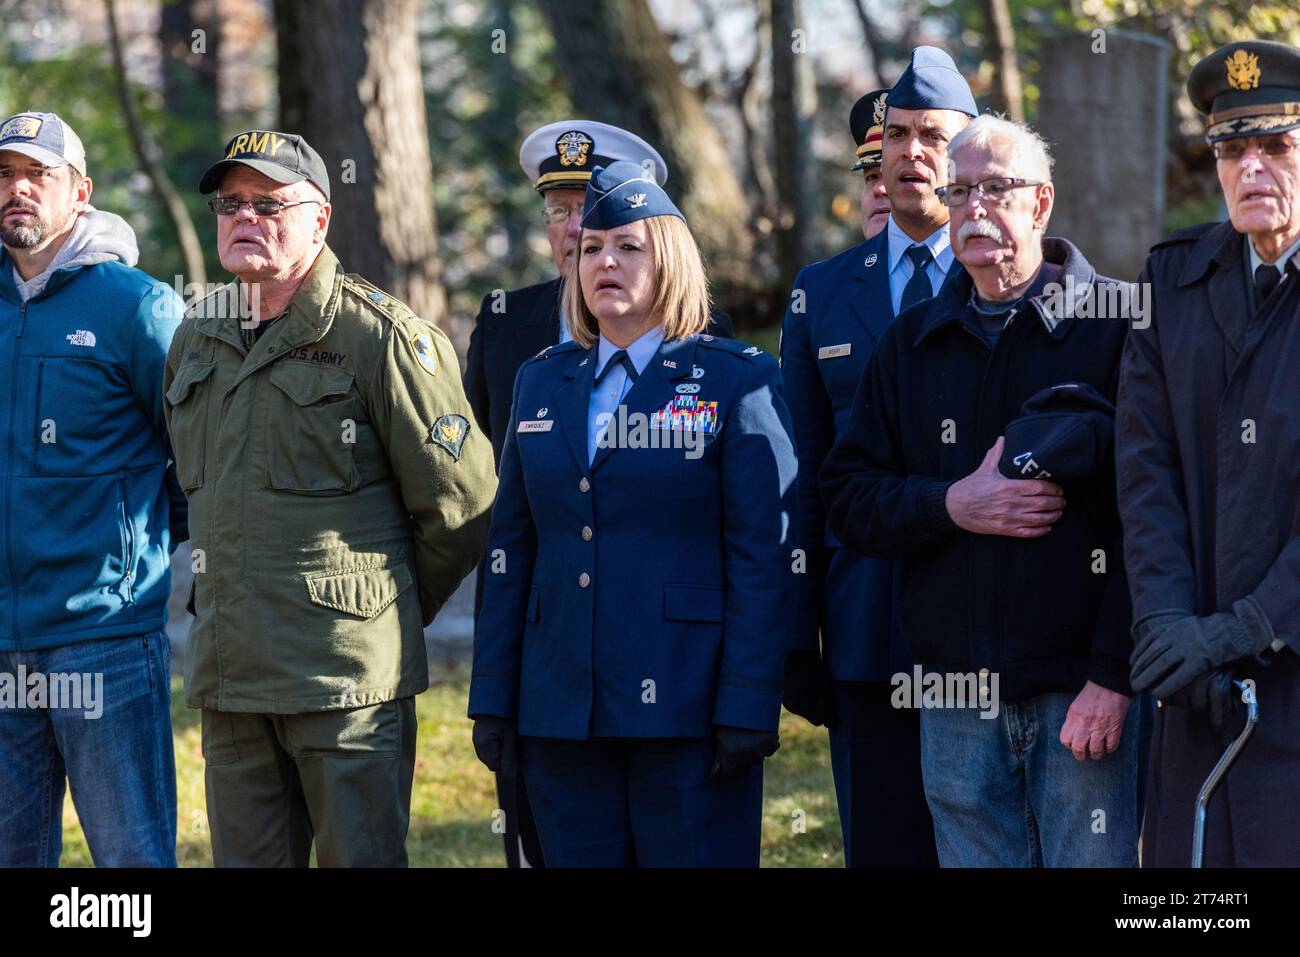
[821,115,1144,867]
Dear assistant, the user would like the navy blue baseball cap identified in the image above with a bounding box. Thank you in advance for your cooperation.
[580,161,684,230]
[888,46,977,118]
[0,112,86,176]
[999,383,1116,482]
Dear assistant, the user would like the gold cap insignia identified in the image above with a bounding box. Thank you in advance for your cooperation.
[873,92,888,126]
[1226,50,1261,91]
[556,131,593,168]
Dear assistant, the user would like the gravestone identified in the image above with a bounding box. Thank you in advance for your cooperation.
[1036,30,1169,281]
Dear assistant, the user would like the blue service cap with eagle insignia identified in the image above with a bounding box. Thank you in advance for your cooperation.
[199,129,331,200]
[849,88,891,170]
[580,161,685,230]
[519,120,668,194]
[887,46,977,118]
[1188,40,1300,143]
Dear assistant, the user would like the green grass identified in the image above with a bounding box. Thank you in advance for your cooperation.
[59,666,843,867]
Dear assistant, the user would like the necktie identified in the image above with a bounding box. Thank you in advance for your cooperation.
[900,244,935,313]
[595,349,638,386]
[1254,263,1282,310]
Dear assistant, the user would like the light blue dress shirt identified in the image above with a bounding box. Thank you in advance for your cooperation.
[1247,233,1300,282]
[587,325,665,464]
[885,215,954,316]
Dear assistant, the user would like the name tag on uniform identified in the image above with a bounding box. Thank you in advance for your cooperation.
[517,420,554,433]
[818,343,852,360]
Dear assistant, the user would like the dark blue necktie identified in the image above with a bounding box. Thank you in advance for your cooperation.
[1254,263,1282,311]
[900,244,935,313]
[595,349,638,386]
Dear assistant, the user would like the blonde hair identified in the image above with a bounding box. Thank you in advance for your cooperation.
[561,213,711,349]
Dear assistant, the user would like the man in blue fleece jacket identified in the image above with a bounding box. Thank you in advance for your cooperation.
[0,112,186,867]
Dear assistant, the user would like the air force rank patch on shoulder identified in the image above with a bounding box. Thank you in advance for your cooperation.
[430,414,470,461]
[408,331,438,377]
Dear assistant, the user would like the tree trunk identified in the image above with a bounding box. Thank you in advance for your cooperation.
[159,0,220,193]
[770,0,816,284]
[104,0,206,288]
[981,0,1024,121]
[274,0,447,333]
[535,0,757,315]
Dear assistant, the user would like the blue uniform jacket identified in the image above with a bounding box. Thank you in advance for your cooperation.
[0,252,186,650]
[780,229,911,681]
[468,332,799,739]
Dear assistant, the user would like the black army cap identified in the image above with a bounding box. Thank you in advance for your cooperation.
[1188,40,1300,143]
[199,130,331,200]
[999,383,1115,483]
[849,89,890,171]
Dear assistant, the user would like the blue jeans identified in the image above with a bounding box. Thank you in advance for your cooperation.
[919,690,1141,867]
[0,632,177,866]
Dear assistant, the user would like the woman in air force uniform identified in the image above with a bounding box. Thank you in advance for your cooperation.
[468,161,799,867]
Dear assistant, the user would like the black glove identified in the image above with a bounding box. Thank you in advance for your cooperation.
[782,650,836,728]
[1162,668,1241,732]
[1129,597,1275,699]
[471,716,519,777]
[710,725,779,780]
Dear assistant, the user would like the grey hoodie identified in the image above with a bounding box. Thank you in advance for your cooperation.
[12,204,140,301]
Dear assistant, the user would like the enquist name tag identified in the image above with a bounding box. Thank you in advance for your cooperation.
[517,420,554,433]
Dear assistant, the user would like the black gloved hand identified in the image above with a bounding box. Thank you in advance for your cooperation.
[782,650,836,728]
[471,716,519,777]
[1130,597,1274,699]
[710,725,779,780]
[1162,668,1241,732]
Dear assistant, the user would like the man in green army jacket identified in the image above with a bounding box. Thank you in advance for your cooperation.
[165,130,496,866]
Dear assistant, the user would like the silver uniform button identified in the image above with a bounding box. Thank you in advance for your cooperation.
[581,526,593,541]
[578,573,591,588]
[578,476,590,493]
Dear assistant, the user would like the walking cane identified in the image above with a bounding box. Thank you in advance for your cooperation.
[1190,679,1259,868]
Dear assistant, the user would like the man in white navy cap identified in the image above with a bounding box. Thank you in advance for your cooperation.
[464,121,731,867]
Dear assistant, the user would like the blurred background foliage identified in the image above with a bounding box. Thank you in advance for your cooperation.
[1,0,1293,346]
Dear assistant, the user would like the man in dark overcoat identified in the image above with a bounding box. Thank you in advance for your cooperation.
[1119,40,1300,867]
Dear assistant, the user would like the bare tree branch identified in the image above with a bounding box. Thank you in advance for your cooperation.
[104,0,206,288]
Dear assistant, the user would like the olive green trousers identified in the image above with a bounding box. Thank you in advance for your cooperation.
[200,697,417,867]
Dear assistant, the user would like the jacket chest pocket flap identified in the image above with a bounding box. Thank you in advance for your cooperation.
[165,361,216,491]
[267,362,359,494]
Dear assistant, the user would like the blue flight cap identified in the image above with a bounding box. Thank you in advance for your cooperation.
[580,160,685,230]
[887,46,977,117]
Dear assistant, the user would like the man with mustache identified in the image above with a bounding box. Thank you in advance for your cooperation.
[822,115,1141,866]
[0,112,186,866]
[1119,40,1300,867]
[779,49,974,867]
[464,120,731,867]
